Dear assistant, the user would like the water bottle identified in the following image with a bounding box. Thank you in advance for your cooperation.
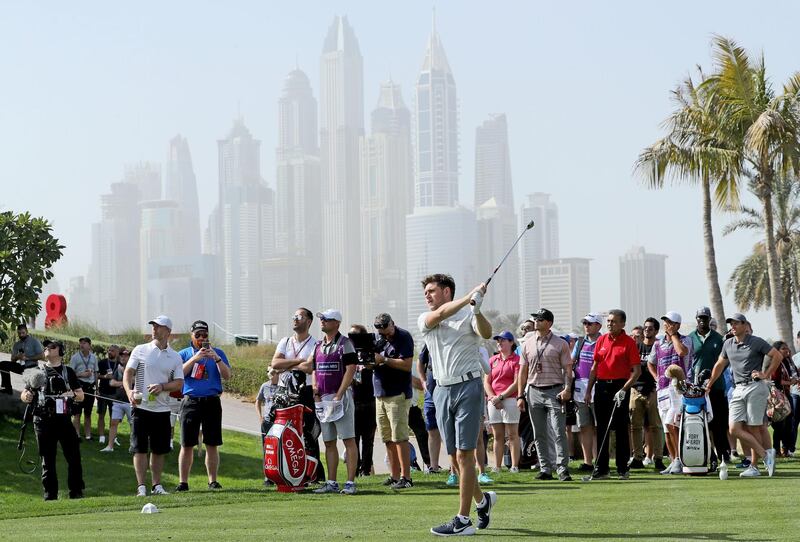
[719,460,728,480]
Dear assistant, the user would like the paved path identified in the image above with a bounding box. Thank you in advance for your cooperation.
[1,352,446,474]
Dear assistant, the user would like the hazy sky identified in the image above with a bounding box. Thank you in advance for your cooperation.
[2,1,798,338]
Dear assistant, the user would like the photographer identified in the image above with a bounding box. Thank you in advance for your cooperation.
[68,337,98,440]
[372,313,415,489]
[176,320,231,492]
[20,340,85,500]
[1,323,44,394]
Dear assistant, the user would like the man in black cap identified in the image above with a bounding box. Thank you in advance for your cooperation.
[176,320,231,491]
[373,313,415,488]
[516,308,573,482]
[688,307,728,464]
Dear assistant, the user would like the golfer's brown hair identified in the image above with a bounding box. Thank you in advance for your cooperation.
[421,274,456,301]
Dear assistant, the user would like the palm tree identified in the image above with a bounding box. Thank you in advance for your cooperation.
[703,36,800,345]
[636,66,740,324]
[724,175,800,334]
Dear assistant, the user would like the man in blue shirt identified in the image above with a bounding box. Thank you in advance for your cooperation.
[373,313,415,489]
[175,320,231,491]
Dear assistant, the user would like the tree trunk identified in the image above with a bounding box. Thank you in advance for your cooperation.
[702,177,726,323]
[762,187,794,346]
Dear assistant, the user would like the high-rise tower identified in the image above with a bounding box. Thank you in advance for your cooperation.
[165,135,201,257]
[519,193,559,313]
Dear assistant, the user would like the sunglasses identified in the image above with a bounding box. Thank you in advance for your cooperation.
[194,332,209,338]
[374,323,388,330]
[292,315,304,322]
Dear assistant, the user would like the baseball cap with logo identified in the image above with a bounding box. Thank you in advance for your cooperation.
[696,307,712,318]
[493,330,516,342]
[531,308,555,322]
[661,311,682,324]
[582,313,602,325]
[148,315,173,329]
[316,309,343,322]
[725,312,748,324]
[190,320,209,333]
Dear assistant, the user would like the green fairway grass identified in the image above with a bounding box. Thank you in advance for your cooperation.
[0,414,796,541]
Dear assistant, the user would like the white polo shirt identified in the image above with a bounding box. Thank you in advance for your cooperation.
[128,340,184,413]
[418,308,482,386]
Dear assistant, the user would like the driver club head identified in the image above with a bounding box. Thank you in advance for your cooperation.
[525,219,535,229]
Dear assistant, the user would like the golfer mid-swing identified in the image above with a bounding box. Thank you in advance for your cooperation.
[418,274,497,536]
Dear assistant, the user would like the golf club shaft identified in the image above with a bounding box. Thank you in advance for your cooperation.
[471,220,535,305]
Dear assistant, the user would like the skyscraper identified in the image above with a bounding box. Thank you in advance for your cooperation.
[360,80,413,323]
[319,15,364,323]
[474,114,514,209]
[519,193,559,313]
[407,20,478,331]
[88,181,142,331]
[619,246,667,327]
[414,17,459,208]
[263,67,323,339]
[164,135,201,257]
[217,117,274,336]
[538,258,591,333]
[475,114,518,315]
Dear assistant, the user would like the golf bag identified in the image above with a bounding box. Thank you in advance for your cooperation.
[264,403,319,492]
[678,382,712,475]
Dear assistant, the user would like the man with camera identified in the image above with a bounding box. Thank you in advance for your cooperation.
[176,320,231,491]
[418,274,496,536]
[371,313,415,489]
[1,323,44,394]
[517,308,574,482]
[21,339,85,500]
[123,315,184,497]
[309,309,360,495]
[69,337,98,440]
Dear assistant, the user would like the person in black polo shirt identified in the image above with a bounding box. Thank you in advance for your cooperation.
[373,313,415,489]
[628,318,665,471]
[176,320,232,491]
[349,324,377,477]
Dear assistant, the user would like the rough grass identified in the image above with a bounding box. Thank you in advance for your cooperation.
[0,412,797,541]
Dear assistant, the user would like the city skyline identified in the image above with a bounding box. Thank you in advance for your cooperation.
[3,2,798,337]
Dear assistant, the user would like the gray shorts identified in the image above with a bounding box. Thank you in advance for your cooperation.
[729,380,769,426]
[433,377,483,455]
[111,402,132,422]
[320,390,355,442]
[576,401,595,428]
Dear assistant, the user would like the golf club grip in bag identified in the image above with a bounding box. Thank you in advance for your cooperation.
[264,404,319,492]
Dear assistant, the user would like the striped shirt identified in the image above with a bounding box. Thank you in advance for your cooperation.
[520,331,572,387]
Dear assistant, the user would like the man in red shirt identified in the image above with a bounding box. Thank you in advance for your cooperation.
[584,309,641,479]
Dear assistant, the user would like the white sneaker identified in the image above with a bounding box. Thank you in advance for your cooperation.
[152,484,169,495]
[669,458,684,474]
[509,466,519,474]
[739,465,760,477]
[490,467,500,473]
[136,484,147,497]
[643,457,653,466]
[99,446,114,453]
[99,436,106,444]
[764,448,776,477]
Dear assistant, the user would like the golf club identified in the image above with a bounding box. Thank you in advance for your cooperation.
[470,219,535,305]
[581,399,619,482]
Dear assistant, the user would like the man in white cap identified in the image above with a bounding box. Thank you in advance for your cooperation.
[308,309,360,495]
[647,311,693,474]
[706,313,782,477]
[571,313,602,473]
[123,315,184,497]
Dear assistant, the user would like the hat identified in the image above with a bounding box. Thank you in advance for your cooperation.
[374,313,393,327]
[148,315,173,329]
[725,312,747,324]
[661,311,682,324]
[531,308,554,322]
[43,339,64,350]
[190,320,209,333]
[78,336,92,344]
[493,330,516,342]
[316,309,342,322]
[582,313,602,325]
[696,307,712,318]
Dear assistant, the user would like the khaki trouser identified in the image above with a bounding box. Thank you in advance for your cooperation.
[629,387,664,461]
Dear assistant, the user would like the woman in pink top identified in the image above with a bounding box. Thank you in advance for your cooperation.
[483,330,522,472]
